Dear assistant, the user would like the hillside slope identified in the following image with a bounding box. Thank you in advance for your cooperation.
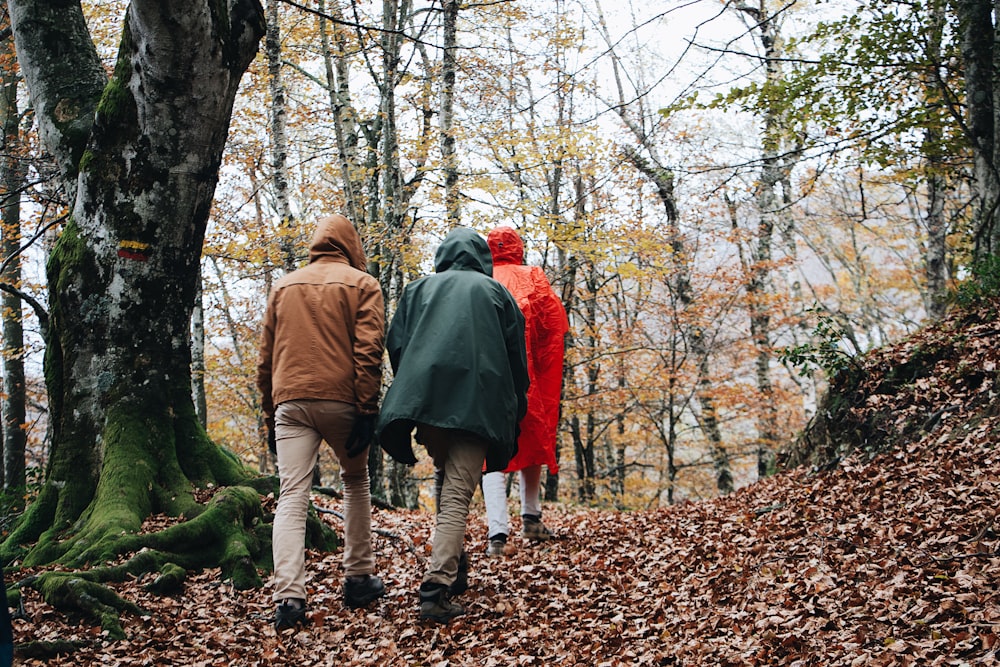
[12,300,1000,666]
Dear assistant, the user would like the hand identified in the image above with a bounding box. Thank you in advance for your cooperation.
[266,418,277,455]
[345,413,377,458]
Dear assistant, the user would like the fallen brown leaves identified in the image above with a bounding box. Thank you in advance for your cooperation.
[13,302,1000,665]
[16,427,1000,667]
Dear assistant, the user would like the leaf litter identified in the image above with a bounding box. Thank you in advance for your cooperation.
[13,300,1000,665]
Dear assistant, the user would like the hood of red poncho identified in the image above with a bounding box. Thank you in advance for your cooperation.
[487,226,524,266]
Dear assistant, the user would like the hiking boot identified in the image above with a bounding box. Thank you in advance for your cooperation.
[522,515,553,541]
[419,584,465,624]
[344,574,386,609]
[449,551,469,596]
[273,598,307,631]
[486,533,507,558]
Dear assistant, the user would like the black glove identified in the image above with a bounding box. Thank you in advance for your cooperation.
[266,418,277,456]
[345,413,377,458]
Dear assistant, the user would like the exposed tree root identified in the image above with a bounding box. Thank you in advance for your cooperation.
[11,484,339,642]
[145,562,186,595]
[15,639,91,661]
[20,572,145,640]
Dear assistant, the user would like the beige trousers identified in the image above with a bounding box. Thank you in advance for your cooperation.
[272,399,374,603]
[417,425,488,589]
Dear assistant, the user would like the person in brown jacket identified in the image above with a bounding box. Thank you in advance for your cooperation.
[256,214,386,631]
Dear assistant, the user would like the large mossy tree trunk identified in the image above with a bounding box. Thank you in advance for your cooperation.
[2,0,270,573]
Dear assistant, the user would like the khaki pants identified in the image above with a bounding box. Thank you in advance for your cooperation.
[272,400,374,603]
[417,425,488,589]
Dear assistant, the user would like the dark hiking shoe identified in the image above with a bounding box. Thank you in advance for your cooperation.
[273,598,307,631]
[486,533,508,558]
[449,552,469,596]
[344,574,386,609]
[522,514,553,541]
[419,584,465,624]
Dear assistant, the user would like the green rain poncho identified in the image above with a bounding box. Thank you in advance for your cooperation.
[377,227,529,472]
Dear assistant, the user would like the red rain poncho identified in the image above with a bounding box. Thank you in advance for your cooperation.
[487,226,569,474]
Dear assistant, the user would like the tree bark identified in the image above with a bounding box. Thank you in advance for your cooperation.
[379,0,413,508]
[925,127,948,318]
[573,259,599,502]
[266,0,298,271]
[955,0,999,258]
[190,271,208,429]
[736,0,785,479]
[319,0,364,226]
[923,0,949,318]
[440,0,459,225]
[0,17,26,499]
[4,0,267,568]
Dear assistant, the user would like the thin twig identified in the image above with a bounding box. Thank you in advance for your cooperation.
[0,214,66,276]
[313,504,426,563]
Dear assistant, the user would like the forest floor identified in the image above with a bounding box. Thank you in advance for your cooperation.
[12,301,1000,665]
[13,430,1000,666]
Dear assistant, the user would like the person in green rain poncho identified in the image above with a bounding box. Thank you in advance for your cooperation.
[378,227,529,624]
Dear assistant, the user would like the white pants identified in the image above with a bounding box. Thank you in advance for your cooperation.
[482,465,543,539]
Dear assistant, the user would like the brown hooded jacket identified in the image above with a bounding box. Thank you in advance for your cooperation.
[256,214,385,420]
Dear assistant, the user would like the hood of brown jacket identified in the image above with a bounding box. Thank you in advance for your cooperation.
[308,214,367,271]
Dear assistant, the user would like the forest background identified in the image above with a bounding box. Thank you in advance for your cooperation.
[1,1,999,662]
[0,0,986,532]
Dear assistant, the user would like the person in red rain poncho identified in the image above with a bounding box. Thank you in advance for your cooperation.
[481,226,569,556]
